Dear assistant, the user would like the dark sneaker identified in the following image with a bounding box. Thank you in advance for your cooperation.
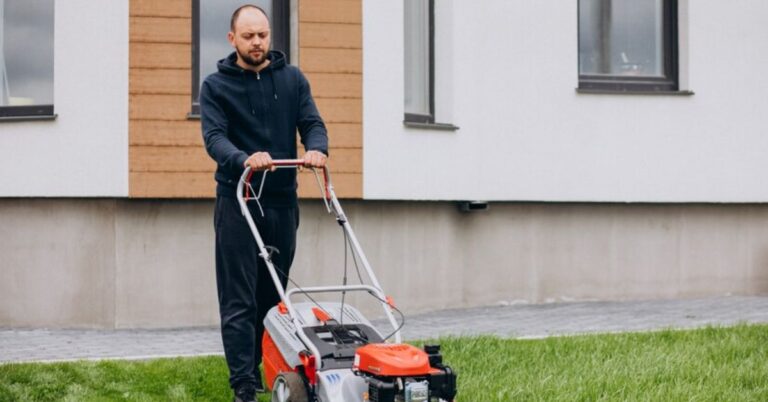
[233,385,256,402]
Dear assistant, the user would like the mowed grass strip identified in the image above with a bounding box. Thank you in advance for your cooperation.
[1,324,767,401]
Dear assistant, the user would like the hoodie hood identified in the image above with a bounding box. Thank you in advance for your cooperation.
[217,50,287,75]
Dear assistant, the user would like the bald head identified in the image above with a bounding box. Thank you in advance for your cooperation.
[230,5,269,32]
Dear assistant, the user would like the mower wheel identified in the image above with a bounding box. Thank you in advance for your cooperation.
[271,372,308,402]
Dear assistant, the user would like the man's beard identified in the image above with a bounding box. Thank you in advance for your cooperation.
[237,47,269,67]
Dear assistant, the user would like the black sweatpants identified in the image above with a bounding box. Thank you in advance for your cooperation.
[214,195,299,390]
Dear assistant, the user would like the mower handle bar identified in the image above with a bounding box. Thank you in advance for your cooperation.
[243,159,331,201]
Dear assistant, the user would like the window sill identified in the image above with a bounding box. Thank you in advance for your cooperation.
[187,112,201,120]
[576,88,695,96]
[0,114,58,123]
[403,121,460,131]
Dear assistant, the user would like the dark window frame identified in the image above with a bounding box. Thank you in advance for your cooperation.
[0,105,54,119]
[0,1,56,121]
[578,0,679,92]
[190,0,290,117]
[404,0,435,124]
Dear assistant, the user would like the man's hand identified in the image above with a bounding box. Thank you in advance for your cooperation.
[302,150,327,168]
[244,152,275,171]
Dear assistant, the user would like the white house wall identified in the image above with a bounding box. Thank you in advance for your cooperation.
[363,0,768,202]
[0,0,128,197]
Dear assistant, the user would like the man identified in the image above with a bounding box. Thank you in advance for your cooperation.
[200,5,328,402]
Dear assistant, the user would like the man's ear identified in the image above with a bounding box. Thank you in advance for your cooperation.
[227,31,236,48]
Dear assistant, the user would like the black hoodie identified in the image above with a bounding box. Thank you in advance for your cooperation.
[200,51,328,206]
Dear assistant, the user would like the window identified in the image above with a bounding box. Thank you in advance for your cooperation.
[0,0,54,119]
[404,0,434,123]
[191,0,289,115]
[578,0,678,92]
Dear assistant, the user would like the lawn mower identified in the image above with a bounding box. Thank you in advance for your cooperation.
[237,161,457,402]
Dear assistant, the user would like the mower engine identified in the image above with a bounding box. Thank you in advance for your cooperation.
[353,343,457,402]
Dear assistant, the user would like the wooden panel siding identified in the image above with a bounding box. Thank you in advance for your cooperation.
[299,48,362,74]
[130,0,191,18]
[130,68,191,95]
[315,98,363,124]
[130,43,189,69]
[129,172,360,199]
[130,17,190,44]
[130,120,203,146]
[298,0,361,24]
[130,94,191,121]
[299,23,362,49]
[130,123,361,149]
[129,0,363,198]
[130,146,213,173]
[129,172,215,198]
[132,146,361,175]
[305,73,362,99]
[324,123,362,148]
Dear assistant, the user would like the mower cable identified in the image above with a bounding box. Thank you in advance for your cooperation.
[342,226,405,341]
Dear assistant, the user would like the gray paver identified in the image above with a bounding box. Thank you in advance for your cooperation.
[1,296,766,363]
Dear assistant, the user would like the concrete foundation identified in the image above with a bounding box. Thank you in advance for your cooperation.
[1,199,767,329]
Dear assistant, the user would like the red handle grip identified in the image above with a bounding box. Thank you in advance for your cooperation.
[271,159,306,167]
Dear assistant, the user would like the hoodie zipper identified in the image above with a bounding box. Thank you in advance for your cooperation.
[249,71,273,115]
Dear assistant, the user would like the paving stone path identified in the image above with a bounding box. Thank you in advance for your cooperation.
[1,296,766,363]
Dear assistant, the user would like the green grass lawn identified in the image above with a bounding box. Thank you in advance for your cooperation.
[1,324,767,401]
